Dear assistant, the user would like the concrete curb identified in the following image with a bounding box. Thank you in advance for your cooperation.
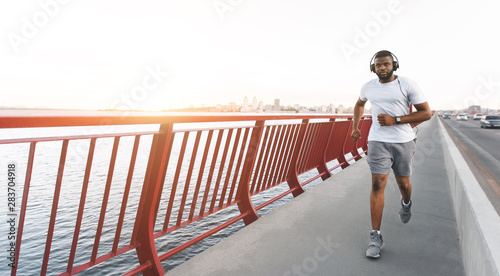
[438,118,500,276]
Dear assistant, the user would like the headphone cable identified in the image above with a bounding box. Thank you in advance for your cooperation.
[397,76,419,137]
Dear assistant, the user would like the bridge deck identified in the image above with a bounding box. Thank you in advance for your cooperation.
[168,116,465,276]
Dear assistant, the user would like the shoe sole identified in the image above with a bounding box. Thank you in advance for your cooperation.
[366,252,380,258]
[366,243,384,258]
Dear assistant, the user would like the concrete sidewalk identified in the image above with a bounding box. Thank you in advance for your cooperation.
[168,116,465,276]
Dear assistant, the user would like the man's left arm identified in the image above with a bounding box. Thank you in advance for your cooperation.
[377,102,432,126]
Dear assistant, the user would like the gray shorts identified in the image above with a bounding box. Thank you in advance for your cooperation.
[367,140,416,177]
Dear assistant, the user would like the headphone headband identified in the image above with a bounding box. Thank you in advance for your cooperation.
[370,50,399,73]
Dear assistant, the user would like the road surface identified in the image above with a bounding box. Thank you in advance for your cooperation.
[440,115,500,215]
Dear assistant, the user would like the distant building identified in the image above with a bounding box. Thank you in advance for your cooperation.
[241,96,250,112]
[273,99,281,112]
[241,96,265,112]
[337,105,346,114]
[252,97,258,110]
[468,105,481,115]
[243,97,249,108]
[258,101,264,112]
[228,102,237,112]
[328,104,336,114]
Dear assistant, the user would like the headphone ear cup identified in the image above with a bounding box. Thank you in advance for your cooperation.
[370,64,375,73]
[393,61,399,71]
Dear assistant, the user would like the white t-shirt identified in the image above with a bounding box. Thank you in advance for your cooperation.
[359,76,427,143]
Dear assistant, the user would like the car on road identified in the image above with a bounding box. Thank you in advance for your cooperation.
[473,113,483,120]
[480,115,500,128]
[443,113,451,119]
[456,113,468,121]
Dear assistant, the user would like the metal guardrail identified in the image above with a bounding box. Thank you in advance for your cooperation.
[0,111,371,275]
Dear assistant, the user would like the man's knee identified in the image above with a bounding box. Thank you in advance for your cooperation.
[396,176,411,189]
[372,183,384,192]
[372,175,388,192]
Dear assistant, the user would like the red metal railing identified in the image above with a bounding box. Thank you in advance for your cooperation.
[0,110,371,275]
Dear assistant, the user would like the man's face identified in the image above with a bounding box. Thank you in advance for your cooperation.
[373,56,394,82]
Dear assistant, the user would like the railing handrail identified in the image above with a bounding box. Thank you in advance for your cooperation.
[0,110,367,128]
[2,110,372,276]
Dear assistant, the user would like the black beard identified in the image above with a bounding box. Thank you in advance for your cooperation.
[376,70,394,82]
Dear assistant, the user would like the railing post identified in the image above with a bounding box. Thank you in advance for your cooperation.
[338,117,355,167]
[132,123,173,276]
[286,119,309,197]
[337,118,351,170]
[236,120,264,225]
[317,118,336,181]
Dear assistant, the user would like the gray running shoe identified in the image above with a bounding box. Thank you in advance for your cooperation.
[399,199,412,223]
[366,231,384,258]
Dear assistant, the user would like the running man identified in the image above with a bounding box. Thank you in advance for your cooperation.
[351,50,432,258]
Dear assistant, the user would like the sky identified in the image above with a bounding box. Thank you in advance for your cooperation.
[1,0,500,112]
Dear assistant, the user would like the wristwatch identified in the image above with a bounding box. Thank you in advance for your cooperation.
[395,116,402,124]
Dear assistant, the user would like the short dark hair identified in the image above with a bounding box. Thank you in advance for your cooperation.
[374,50,394,61]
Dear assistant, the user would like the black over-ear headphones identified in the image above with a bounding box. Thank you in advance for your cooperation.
[370,50,399,73]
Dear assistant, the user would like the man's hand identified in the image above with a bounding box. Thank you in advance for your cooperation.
[377,114,396,126]
[351,129,361,142]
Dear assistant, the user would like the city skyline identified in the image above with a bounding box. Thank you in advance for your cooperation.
[169,95,370,114]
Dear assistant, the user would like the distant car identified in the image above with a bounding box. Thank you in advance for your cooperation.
[456,113,468,121]
[443,113,451,119]
[473,113,483,120]
[480,115,500,128]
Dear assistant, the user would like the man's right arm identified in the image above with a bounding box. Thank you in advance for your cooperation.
[351,98,366,142]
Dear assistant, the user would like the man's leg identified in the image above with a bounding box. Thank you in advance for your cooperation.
[392,140,416,224]
[366,174,388,258]
[396,175,412,223]
[371,174,389,230]
[395,175,412,204]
